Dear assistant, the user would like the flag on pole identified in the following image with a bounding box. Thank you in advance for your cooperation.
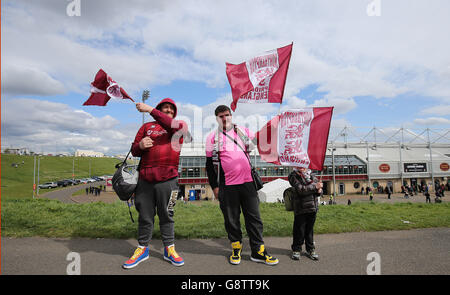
[256,107,333,170]
[83,69,134,106]
[226,43,293,111]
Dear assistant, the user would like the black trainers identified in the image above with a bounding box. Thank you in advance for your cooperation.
[250,245,279,265]
[229,241,242,265]
[305,250,319,261]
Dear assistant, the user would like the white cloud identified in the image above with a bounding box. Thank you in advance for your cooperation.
[5,0,450,101]
[413,117,450,126]
[1,98,135,154]
[420,105,450,116]
[2,63,66,96]
[312,97,357,115]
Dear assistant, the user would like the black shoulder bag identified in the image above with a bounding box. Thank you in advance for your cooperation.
[112,145,139,222]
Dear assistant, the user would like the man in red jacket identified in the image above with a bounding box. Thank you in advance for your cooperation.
[122,98,190,269]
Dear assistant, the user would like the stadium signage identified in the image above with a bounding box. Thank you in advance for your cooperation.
[404,163,427,173]
[379,163,390,173]
[440,163,449,171]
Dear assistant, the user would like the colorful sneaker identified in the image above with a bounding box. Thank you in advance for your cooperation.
[250,245,279,265]
[122,246,149,269]
[229,241,242,265]
[164,245,184,266]
[305,250,319,261]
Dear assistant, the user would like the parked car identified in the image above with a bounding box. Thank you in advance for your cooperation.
[65,179,77,186]
[57,180,72,187]
[39,182,58,189]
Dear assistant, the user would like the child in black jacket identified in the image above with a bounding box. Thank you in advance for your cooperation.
[288,167,323,261]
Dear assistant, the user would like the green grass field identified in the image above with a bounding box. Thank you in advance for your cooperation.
[2,154,450,240]
[1,154,120,199]
[2,198,449,239]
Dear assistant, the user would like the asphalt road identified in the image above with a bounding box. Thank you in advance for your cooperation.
[38,182,104,203]
[2,228,449,275]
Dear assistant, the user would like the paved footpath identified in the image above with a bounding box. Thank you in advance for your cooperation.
[2,228,449,275]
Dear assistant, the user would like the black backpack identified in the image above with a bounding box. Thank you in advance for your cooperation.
[283,187,296,211]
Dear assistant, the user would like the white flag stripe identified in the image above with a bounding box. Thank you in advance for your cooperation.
[277,109,314,167]
[245,49,279,88]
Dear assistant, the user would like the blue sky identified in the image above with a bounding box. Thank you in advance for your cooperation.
[2,0,449,155]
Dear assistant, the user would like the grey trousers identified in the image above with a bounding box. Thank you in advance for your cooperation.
[134,177,178,247]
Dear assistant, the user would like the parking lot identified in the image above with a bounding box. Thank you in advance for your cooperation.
[38,176,110,190]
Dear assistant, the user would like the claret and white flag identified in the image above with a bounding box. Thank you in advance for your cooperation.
[83,69,134,106]
[256,107,333,170]
[226,43,293,111]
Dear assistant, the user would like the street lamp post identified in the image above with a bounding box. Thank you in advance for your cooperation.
[332,145,336,198]
[328,143,337,198]
[142,90,150,125]
[33,155,36,199]
[366,141,371,190]
[37,156,41,196]
[427,128,435,192]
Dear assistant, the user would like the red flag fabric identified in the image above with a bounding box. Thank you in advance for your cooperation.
[83,69,134,106]
[256,107,333,170]
[226,43,293,111]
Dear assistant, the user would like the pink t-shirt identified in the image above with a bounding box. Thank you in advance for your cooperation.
[205,126,254,186]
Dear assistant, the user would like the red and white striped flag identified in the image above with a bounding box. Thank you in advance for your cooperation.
[226,43,293,111]
[83,69,134,106]
[256,107,333,170]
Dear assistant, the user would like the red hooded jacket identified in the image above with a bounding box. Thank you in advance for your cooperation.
[131,98,190,183]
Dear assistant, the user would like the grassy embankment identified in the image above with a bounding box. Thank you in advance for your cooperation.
[1,154,120,200]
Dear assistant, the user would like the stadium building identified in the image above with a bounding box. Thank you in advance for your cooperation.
[177,127,450,201]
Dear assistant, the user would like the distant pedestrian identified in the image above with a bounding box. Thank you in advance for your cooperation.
[435,190,442,203]
[85,187,88,195]
[347,199,352,205]
[369,189,373,201]
[404,190,409,199]
[425,191,431,203]
[387,187,391,200]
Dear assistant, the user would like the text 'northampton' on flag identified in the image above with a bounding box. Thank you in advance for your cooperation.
[226,43,293,111]
[256,107,333,170]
